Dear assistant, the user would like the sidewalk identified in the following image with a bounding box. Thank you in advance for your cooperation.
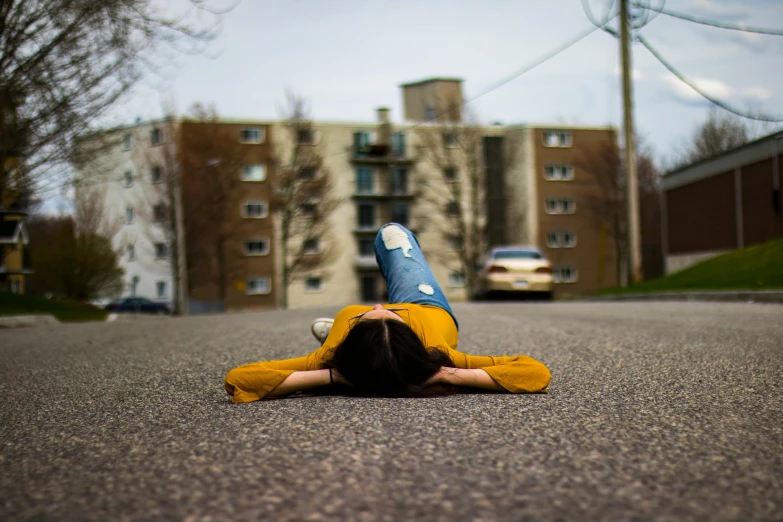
[584,289,783,304]
[0,313,170,328]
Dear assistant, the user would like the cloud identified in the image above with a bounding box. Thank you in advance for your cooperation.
[742,86,773,101]
[738,31,763,44]
[662,75,772,103]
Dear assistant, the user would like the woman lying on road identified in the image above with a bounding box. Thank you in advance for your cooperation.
[224,223,551,402]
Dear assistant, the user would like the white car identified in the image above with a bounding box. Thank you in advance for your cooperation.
[476,247,553,299]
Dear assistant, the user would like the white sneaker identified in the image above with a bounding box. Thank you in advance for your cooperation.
[311,317,334,344]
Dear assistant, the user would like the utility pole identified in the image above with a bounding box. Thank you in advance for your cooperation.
[619,0,643,285]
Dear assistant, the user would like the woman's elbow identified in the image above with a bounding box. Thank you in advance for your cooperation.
[532,362,551,392]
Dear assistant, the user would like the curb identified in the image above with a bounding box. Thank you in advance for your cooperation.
[0,315,61,328]
[583,290,783,304]
[0,313,124,329]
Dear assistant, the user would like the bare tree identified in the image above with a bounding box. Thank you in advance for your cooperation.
[179,103,248,310]
[0,0,235,205]
[127,110,187,314]
[416,108,487,300]
[27,185,124,300]
[272,92,339,309]
[671,108,756,168]
[578,137,661,286]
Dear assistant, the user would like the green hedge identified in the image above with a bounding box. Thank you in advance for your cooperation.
[0,292,108,322]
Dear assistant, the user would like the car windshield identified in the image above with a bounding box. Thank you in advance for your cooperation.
[493,250,543,260]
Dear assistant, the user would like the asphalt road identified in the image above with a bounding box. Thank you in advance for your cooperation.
[1,302,782,521]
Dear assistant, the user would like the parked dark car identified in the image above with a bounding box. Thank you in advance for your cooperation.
[104,297,171,315]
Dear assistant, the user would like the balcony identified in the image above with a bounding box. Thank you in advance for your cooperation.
[352,143,413,164]
[351,188,415,200]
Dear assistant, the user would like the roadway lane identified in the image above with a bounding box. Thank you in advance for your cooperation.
[1,302,781,521]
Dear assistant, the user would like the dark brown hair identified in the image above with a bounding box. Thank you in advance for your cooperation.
[324,318,455,397]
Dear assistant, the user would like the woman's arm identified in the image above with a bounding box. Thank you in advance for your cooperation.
[439,349,551,393]
[427,367,505,391]
[265,369,348,398]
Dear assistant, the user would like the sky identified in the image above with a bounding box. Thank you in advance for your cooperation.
[109,0,783,169]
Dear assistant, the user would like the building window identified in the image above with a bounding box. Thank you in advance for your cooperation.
[392,167,408,194]
[353,131,371,155]
[392,132,406,157]
[156,281,167,298]
[391,202,410,227]
[244,238,270,256]
[298,128,315,144]
[305,276,323,292]
[446,201,460,216]
[553,265,578,283]
[544,165,575,181]
[126,206,134,224]
[425,106,436,121]
[356,167,374,194]
[302,202,317,217]
[242,164,266,182]
[127,244,136,261]
[546,231,577,248]
[545,197,576,214]
[357,203,376,229]
[358,238,374,256]
[444,167,458,182]
[298,167,317,180]
[124,171,133,187]
[155,242,168,258]
[240,128,263,144]
[303,238,320,254]
[130,275,140,296]
[246,276,271,295]
[443,132,458,148]
[151,166,164,184]
[153,204,166,221]
[243,201,268,218]
[543,131,572,147]
[123,134,132,151]
[448,271,465,287]
[150,127,162,146]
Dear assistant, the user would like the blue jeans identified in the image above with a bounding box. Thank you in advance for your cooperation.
[374,223,459,329]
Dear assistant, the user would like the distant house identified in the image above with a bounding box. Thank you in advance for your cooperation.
[661,131,783,274]
[1,88,32,293]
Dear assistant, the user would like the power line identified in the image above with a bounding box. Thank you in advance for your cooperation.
[630,1,783,36]
[637,33,783,122]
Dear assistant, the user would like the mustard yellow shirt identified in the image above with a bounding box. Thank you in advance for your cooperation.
[225,304,551,403]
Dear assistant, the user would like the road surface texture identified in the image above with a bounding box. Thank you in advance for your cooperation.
[1,302,781,521]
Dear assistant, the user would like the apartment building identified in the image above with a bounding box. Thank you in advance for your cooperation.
[76,120,179,307]
[504,125,621,295]
[81,78,620,310]
[179,119,278,312]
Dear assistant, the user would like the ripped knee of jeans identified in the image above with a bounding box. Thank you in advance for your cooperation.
[380,224,413,258]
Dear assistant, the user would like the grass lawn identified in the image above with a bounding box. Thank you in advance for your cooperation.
[0,292,108,322]
[598,237,783,295]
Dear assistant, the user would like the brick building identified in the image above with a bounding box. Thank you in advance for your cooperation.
[661,131,783,273]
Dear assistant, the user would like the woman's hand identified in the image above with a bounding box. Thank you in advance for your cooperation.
[426,366,459,385]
